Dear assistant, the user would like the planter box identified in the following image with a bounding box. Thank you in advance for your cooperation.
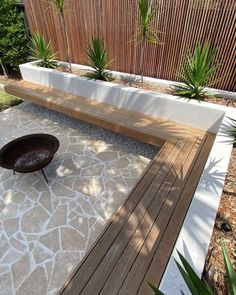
[20,61,225,134]
[19,61,236,294]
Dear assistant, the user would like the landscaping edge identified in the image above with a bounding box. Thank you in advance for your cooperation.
[19,61,236,294]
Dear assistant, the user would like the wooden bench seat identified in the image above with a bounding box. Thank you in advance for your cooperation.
[4,81,205,147]
[4,81,215,294]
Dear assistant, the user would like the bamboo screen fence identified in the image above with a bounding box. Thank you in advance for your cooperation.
[24,0,235,91]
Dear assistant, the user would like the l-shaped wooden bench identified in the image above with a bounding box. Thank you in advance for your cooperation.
[5,81,215,295]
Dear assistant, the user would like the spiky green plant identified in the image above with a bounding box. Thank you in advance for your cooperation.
[227,118,236,144]
[221,241,236,295]
[50,0,72,72]
[149,241,236,295]
[29,33,57,69]
[136,0,162,84]
[86,37,114,81]
[174,251,214,295]
[174,43,219,101]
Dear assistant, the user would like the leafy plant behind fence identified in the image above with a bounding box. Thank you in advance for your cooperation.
[135,0,162,84]
[50,0,72,72]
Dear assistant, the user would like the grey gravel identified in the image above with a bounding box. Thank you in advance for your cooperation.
[15,102,159,159]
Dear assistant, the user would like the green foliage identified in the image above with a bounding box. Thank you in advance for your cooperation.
[174,251,213,295]
[136,0,162,83]
[86,37,114,81]
[221,241,236,295]
[29,33,57,69]
[148,282,165,295]
[149,242,236,295]
[0,0,30,73]
[227,118,236,144]
[136,0,161,44]
[0,90,22,111]
[50,0,65,15]
[174,43,218,101]
[50,0,72,72]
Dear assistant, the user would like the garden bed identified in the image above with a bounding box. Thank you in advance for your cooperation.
[203,144,236,294]
[71,67,236,107]
[4,61,236,293]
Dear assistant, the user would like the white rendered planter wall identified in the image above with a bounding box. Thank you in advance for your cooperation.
[20,61,225,134]
[19,61,236,295]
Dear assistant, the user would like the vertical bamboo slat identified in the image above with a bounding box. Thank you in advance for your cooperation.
[23,0,236,91]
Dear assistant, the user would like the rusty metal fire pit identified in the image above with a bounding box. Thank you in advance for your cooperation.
[0,134,59,183]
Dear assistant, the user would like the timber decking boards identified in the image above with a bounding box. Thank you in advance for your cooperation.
[4,81,215,295]
[59,133,215,295]
[4,81,205,147]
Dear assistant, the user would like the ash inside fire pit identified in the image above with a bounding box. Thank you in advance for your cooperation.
[0,134,59,183]
[15,150,51,168]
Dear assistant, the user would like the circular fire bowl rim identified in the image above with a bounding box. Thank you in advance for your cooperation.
[0,133,60,173]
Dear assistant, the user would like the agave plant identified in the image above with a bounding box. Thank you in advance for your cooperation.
[174,43,219,101]
[136,0,162,84]
[227,118,236,144]
[86,37,114,81]
[29,32,57,69]
[149,241,236,295]
[50,0,72,72]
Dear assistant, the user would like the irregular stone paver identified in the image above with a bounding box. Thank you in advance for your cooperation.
[60,227,86,251]
[32,244,52,264]
[51,182,75,198]
[0,233,9,259]
[3,217,19,237]
[39,228,60,254]
[0,102,156,294]
[16,266,47,295]
[48,252,80,293]
[21,206,50,233]
[69,214,89,236]
[46,204,67,229]
[38,193,53,214]
[9,237,27,253]
[11,253,31,289]
[0,272,13,295]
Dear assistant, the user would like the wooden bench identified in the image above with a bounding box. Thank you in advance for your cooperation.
[5,81,205,147]
[4,81,215,294]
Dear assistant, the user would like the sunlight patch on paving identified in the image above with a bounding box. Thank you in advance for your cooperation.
[0,102,158,295]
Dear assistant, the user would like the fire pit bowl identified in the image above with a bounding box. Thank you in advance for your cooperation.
[0,134,59,182]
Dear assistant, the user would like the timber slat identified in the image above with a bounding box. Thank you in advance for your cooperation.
[79,139,190,295]
[60,140,184,295]
[99,138,197,295]
[137,134,215,295]
[4,80,216,295]
[23,0,236,91]
[4,81,205,146]
[60,131,214,295]
[121,136,205,295]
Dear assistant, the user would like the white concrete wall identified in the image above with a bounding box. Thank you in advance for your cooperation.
[20,61,236,295]
[20,62,225,134]
[159,106,236,295]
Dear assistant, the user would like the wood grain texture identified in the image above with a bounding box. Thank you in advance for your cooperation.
[23,0,236,91]
[4,81,206,146]
[4,81,216,294]
[59,133,215,295]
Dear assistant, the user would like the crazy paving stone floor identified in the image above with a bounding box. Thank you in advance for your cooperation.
[0,102,158,295]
